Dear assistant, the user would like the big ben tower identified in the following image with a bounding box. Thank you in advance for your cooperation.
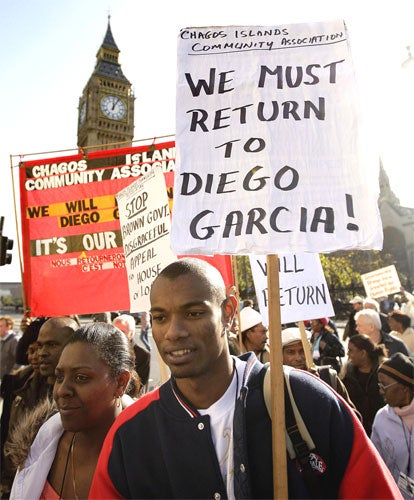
[77,17,134,150]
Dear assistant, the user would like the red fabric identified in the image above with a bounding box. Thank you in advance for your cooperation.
[180,254,234,288]
[40,480,60,499]
[89,389,161,500]
[19,142,232,316]
[337,404,403,499]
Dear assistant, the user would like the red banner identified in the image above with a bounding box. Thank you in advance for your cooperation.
[19,142,232,316]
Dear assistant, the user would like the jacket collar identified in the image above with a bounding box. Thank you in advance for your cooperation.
[164,352,262,418]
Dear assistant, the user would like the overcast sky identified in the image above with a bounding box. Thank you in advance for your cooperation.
[1,0,413,282]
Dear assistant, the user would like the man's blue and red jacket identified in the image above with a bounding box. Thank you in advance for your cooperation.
[90,352,401,499]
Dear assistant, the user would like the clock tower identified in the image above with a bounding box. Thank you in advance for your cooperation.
[77,18,134,150]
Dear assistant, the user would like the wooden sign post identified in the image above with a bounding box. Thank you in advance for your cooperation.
[266,254,288,498]
[298,320,315,370]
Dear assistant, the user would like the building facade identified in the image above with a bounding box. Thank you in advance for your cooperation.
[379,163,414,287]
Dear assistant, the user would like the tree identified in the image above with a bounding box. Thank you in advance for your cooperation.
[233,255,255,301]
[320,249,399,299]
[233,250,400,305]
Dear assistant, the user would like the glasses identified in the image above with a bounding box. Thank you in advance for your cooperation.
[378,381,399,391]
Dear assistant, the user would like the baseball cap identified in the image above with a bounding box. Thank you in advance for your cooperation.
[350,296,364,304]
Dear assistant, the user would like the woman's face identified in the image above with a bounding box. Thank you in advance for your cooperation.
[27,342,40,372]
[378,372,411,407]
[387,316,403,332]
[310,319,323,333]
[347,342,365,368]
[53,342,123,432]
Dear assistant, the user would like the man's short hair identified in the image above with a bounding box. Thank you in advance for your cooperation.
[0,315,14,329]
[355,309,381,330]
[154,258,226,305]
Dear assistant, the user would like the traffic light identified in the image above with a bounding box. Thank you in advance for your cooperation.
[0,235,13,265]
[0,216,13,266]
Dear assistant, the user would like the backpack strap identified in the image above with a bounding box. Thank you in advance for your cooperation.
[263,365,323,499]
[318,365,338,392]
[263,364,315,459]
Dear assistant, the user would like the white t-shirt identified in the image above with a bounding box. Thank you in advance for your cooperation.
[198,357,245,499]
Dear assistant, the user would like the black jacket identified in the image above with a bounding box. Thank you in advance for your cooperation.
[311,329,345,372]
[341,362,385,436]
[90,353,398,499]
[379,331,409,357]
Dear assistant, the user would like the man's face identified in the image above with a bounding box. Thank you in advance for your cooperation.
[150,273,227,380]
[37,322,72,378]
[353,302,363,311]
[355,316,374,336]
[283,341,307,370]
[245,324,268,353]
[27,342,40,372]
[0,319,11,338]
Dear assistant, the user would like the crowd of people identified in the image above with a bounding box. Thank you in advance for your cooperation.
[0,261,413,498]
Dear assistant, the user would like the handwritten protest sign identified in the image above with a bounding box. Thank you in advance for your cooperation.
[18,141,175,316]
[250,253,334,324]
[361,265,401,299]
[116,166,177,312]
[172,20,383,256]
[18,140,234,316]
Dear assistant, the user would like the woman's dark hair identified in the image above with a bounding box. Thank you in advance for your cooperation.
[68,322,140,397]
[15,317,49,365]
[349,334,387,363]
[242,299,254,308]
[388,310,411,330]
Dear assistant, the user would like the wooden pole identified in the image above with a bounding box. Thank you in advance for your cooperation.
[298,320,315,370]
[266,254,288,498]
[231,255,243,352]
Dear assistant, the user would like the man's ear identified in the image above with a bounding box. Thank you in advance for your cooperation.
[222,294,238,324]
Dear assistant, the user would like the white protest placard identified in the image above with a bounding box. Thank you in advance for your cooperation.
[250,253,334,324]
[116,165,177,312]
[172,21,383,256]
[361,265,401,299]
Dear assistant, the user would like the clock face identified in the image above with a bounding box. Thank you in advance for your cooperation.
[79,101,86,124]
[100,95,127,120]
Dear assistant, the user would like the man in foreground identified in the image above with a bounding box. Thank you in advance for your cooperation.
[90,258,401,499]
